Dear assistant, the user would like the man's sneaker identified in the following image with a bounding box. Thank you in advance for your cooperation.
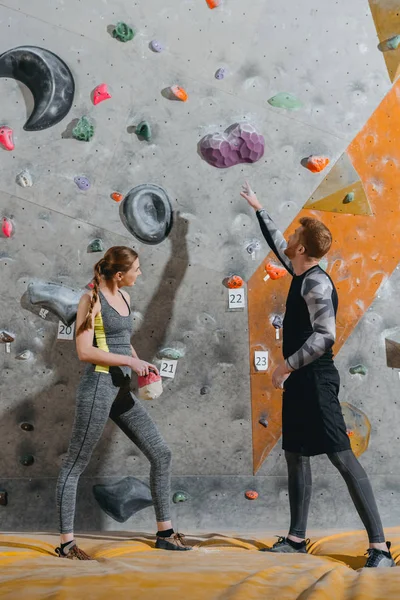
[155,532,192,551]
[55,543,94,560]
[363,542,396,568]
[260,536,309,554]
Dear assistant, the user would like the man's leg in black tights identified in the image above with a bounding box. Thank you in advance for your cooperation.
[285,451,313,542]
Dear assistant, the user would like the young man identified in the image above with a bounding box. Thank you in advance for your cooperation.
[241,182,395,568]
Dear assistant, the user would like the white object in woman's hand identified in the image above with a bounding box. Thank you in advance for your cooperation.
[240,181,262,210]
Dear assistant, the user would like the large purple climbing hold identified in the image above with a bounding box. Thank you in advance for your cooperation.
[215,67,226,80]
[199,123,265,169]
[74,176,90,191]
[150,40,163,53]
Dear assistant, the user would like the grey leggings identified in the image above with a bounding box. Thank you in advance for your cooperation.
[285,450,385,543]
[56,373,172,533]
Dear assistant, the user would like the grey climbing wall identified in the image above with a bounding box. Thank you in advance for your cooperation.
[0,0,398,534]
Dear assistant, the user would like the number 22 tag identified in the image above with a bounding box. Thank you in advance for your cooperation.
[228,288,246,309]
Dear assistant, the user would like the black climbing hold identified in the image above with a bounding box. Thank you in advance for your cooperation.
[28,281,84,326]
[120,184,173,245]
[20,455,34,466]
[20,423,34,431]
[0,46,75,131]
[200,386,210,395]
[259,417,268,428]
[93,476,153,522]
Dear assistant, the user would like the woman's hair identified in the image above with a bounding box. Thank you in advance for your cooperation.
[77,246,138,335]
[299,217,332,259]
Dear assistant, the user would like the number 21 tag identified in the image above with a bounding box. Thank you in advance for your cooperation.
[160,359,177,379]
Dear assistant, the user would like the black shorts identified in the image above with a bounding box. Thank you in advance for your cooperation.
[282,364,351,456]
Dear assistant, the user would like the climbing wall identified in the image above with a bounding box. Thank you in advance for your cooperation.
[0,0,398,534]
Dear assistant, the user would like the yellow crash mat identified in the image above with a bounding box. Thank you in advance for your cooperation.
[0,529,399,599]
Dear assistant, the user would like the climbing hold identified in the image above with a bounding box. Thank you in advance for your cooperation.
[386,35,400,50]
[385,338,400,368]
[2,217,13,238]
[215,67,226,80]
[226,275,244,289]
[349,364,367,376]
[150,40,163,53]
[87,282,95,289]
[170,85,188,102]
[112,22,135,42]
[0,491,8,506]
[0,46,75,131]
[120,183,173,245]
[200,386,210,395]
[267,92,303,111]
[264,262,287,281]
[173,491,189,504]
[200,123,265,169]
[74,176,91,191]
[0,330,15,343]
[305,155,330,173]
[341,402,371,457]
[258,417,268,428]
[138,370,163,401]
[319,257,328,271]
[88,238,104,253]
[246,241,261,255]
[136,121,152,142]
[28,281,84,326]
[72,116,94,142]
[0,126,14,151]
[93,476,153,522]
[20,422,34,431]
[272,315,283,329]
[343,192,355,204]
[245,490,258,500]
[20,455,34,466]
[111,192,124,203]
[16,170,33,187]
[93,83,111,106]
[206,0,221,8]
[16,350,33,361]
[158,346,186,360]
[346,429,354,437]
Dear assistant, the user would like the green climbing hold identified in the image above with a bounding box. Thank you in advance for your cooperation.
[112,22,135,42]
[88,238,104,253]
[173,491,189,504]
[386,35,400,50]
[72,116,94,142]
[319,257,328,271]
[136,121,152,142]
[349,364,367,376]
[267,92,303,111]
[158,347,186,360]
[343,192,355,204]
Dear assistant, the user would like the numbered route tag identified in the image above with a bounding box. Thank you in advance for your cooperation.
[254,351,269,371]
[160,359,177,379]
[228,288,246,309]
[57,321,75,340]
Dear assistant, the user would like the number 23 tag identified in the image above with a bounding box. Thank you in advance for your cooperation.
[254,351,269,371]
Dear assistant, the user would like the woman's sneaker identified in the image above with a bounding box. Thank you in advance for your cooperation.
[155,532,192,551]
[55,541,94,560]
[260,536,309,553]
[363,542,396,568]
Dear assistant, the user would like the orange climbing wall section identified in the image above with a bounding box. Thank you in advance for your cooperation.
[248,79,400,474]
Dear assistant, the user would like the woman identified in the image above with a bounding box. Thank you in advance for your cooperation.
[55,246,191,559]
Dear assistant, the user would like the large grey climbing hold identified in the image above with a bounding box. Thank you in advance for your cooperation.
[0,330,15,342]
[28,281,84,326]
[120,183,173,245]
[16,349,33,360]
[16,169,33,187]
[93,476,153,522]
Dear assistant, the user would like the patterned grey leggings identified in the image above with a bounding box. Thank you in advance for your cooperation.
[56,373,171,533]
[285,449,385,543]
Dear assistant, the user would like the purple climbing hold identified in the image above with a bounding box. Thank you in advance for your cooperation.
[150,40,163,53]
[272,315,283,329]
[199,123,265,169]
[74,176,90,191]
[215,67,226,80]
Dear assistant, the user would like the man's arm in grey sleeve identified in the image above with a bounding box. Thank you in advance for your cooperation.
[285,270,336,371]
[256,209,294,275]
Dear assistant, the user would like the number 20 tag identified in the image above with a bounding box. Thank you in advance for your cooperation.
[57,321,75,340]
[254,351,269,371]
[228,288,246,309]
[160,359,177,379]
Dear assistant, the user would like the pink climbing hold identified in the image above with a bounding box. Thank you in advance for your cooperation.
[0,126,14,151]
[2,217,13,238]
[93,83,112,106]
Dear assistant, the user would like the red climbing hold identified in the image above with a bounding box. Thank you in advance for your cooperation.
[227,275,244,289]
[305,155,330,173]
[206,0,221,7]
[93,83,111,106]
[264,262,287,281]
[0,126,14,151]
[111,192,124,202]
[245,490,259,500]
[2,217,13,238]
